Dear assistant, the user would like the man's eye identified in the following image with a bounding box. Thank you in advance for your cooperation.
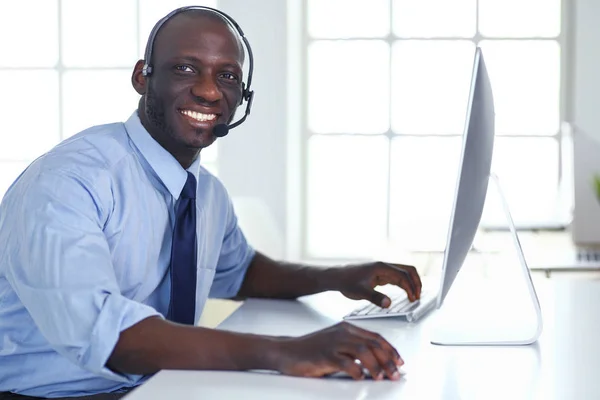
[175,65,194,73]
[221,73,239,82]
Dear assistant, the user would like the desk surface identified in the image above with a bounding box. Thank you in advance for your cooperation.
[124,279,600,400]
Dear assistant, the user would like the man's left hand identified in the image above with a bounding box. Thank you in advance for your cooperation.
[331,262,422,308]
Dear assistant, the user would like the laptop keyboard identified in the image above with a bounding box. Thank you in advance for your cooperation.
[577,249,600,263]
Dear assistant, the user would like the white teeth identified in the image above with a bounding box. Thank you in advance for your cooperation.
[180,110,217,122]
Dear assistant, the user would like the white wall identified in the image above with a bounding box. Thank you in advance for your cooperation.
[217,0,300,260]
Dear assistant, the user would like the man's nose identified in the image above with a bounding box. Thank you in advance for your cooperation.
[191,74,222,103]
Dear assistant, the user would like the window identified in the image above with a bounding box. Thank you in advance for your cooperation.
[0,0,218,200]
[304,0,565,259]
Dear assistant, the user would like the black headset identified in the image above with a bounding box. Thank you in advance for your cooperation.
[141,6,255,137]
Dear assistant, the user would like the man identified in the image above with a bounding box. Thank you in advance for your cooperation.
[0,7,421,399]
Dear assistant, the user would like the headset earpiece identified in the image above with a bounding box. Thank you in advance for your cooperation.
[240,84,247,105]
[141,63,152,77]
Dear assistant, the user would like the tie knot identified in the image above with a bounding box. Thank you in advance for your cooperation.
[180,172,197,199]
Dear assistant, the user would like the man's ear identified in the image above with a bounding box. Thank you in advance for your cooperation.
[132,60,147,95]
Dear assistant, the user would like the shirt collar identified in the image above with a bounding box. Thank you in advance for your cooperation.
[124,111,200,201]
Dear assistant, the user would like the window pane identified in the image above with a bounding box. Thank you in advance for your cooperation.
[0,71,60,160]
[309,41,389,134]
[308,0,390,38]
[482,137,559,225]
[307,135,388,258]
[393,0,476,38]
[0,161,29,201]
[139,0,218,57]
[480,41,560,135]
[479,0,561,38]
[0,1,58,67]
[62,70,140,138]
[389,137,462,249]
[62,0,137,67]
[391,40,475,134]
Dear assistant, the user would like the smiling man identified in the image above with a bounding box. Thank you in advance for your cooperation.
[139,10,245,164]
[0,7,421,400]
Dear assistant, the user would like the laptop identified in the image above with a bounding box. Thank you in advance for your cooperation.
[344,47,542,345]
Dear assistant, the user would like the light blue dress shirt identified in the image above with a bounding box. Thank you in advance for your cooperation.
[0,112,255,398]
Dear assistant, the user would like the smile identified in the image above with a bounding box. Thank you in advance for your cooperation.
[179,109,218,122]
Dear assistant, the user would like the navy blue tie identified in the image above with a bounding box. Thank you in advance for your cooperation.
[168,171,198,325]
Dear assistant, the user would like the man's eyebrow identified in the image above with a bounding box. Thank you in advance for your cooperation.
[220,63,243,71]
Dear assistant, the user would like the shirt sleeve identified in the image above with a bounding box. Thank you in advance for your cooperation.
[209,195,256,299]
[4,171,161,383]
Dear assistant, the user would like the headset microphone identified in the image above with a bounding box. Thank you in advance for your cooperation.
[213,124,229,138]
[211,88,256,137]
[142,6,255,138]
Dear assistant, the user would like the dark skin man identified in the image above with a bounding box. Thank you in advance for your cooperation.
[108,10,422,382]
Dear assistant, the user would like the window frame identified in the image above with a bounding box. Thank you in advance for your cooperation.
[299,0,572,261]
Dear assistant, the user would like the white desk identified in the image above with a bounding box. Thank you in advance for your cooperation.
[124,279,600,400]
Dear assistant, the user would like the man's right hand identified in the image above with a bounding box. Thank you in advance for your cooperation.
[109,317,403,380]
[273,321,404,381]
